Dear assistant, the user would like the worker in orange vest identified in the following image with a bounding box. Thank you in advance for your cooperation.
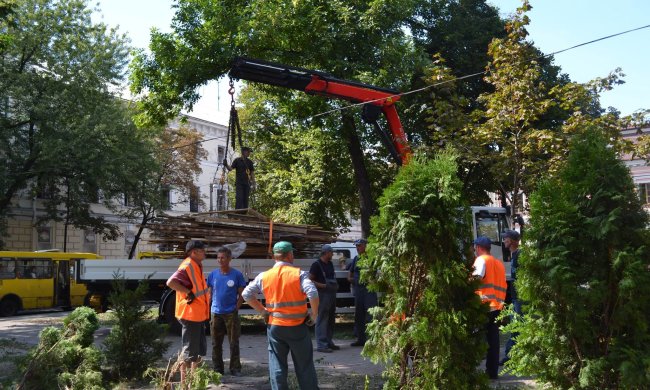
[166,240,211,385]
[472,236,507,380]
[242,241,320,390]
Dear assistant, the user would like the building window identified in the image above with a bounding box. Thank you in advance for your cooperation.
[217,188,227,211]
[160,186,171,210]
[83,230,96,253]
[639,183,650,204]
[36,226,53,250]
[189,186,200,212]
[217,146,226,163]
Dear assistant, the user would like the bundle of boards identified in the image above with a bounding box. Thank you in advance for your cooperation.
[144,209,337,259]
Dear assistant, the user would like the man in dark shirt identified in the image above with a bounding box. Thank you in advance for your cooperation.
[348,238,377,347]
[501,229,521,365]
[223,147,255,209]
[309,244,339,353]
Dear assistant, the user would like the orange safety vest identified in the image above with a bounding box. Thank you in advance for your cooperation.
[175,257,211,322]
[476,254,507,311]
[262,265,308,326]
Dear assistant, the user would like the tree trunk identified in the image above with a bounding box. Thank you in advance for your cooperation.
[128,218,148,259]
[341,113,375,238]
[63,182,70,252]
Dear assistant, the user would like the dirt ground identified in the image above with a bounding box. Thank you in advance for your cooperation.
[0,309,537,389]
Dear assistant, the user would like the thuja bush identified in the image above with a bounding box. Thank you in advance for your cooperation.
[16,306,103,389]
[363,151,488,389]
[506,129,650,388]
[103,276,170,380]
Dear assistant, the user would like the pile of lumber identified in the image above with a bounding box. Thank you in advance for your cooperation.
[144,209,337,258]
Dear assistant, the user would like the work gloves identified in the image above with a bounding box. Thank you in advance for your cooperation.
[222,159,228,166]
[186,291,196,304]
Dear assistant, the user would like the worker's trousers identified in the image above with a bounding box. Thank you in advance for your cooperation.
[315,289,336,349]
[235,182,250,209]
[267,323,319,390]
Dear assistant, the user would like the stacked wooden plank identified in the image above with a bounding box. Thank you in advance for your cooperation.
[144,209,337,259]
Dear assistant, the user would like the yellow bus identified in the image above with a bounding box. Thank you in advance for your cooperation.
[0,251,102,316]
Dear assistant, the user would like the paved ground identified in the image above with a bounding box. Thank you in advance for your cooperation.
[0,310,537,389]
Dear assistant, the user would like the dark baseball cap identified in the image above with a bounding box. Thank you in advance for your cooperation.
[321,244,333,253]
[503,230,521,241]
[473,236,492,248]
[354,238,368,245]
[185,240,206,254]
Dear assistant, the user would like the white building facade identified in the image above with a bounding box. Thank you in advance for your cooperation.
[3,115,232,258]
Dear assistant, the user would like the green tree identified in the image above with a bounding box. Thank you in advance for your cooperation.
[130,0,421,236]
[0,0,143,246]
[363,151,488,388]
[428,1,629,216]
[103,276,169,380]
[16,307,103,390]
[506,129,650,388]
[119,124,207,258]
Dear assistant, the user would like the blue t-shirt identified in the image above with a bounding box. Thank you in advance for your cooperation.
[207,268,247,314]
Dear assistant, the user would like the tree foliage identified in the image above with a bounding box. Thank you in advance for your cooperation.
[103,276,170,380]
[16,307,103,390]
[119,124,207,258]
[362,151,488,389]
[426,1,628,212]
[506,129,650,389]
[130,0,513,235]
[0,0,148,246]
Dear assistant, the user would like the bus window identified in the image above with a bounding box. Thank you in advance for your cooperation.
[0,258,15,279]
[16,259,53,279]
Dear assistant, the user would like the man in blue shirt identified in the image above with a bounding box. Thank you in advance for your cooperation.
[207,246,247,375]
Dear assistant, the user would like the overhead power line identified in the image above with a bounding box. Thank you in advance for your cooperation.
[168,23,650,151]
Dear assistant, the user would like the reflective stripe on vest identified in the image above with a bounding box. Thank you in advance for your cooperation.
[175,258,210,321]
[476,254,507,311]
[262,265,308,326]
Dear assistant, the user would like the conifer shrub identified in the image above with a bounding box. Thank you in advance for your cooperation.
[362,151,489,389]
[506,129,650,388]
[16,306,103,389]
[103,276,170,380]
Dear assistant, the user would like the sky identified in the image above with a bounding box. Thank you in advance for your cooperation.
[94,0,650,124]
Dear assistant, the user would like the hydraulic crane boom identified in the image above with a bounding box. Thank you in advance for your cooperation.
[229,57,411,165]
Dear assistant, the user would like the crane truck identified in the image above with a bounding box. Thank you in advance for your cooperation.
[75,58,518,332]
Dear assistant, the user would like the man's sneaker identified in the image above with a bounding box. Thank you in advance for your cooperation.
[316,347,333,353]
[350,341,365,347]
[328,344,340,350]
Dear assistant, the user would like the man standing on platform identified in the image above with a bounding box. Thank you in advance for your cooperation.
[207,246,247,376]
[242,241,320,390]
[223,147,255,209]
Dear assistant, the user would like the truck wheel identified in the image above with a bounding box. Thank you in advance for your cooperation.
[84,292,108,313]
[0,296,20,317]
